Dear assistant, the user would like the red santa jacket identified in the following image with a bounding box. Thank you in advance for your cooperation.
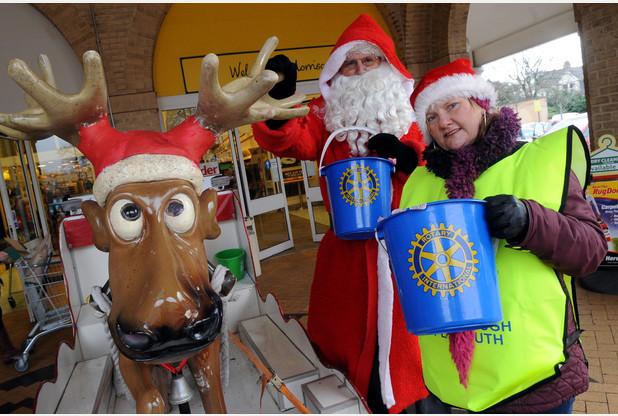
[252,97,428,413]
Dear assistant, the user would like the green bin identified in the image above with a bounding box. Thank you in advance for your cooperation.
[214,248,246,280]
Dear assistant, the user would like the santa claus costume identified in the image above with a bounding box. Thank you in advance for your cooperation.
[252,14,427,413]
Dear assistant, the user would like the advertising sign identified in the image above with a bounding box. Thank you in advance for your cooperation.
[200,161,220,177]
[587,182,618,266]
[590,134,618,181]
[588,135,618,267]
[282,167,304,184]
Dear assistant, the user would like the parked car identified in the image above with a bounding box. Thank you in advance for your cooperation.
[550,112,582,124]
[546,113,589,143]
[518,122,550,142]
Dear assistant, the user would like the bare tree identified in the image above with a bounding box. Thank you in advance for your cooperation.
[491,80,524,106]
[509,56,548,100]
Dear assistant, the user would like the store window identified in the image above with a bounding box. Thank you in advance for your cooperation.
[31,136,95,246]
[0,140,38,242]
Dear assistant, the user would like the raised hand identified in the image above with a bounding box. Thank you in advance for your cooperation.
[265,54,298,100]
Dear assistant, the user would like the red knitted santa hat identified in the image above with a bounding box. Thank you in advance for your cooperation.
[411,58,497,144]
[318,13,414,100]
[78,115,216,205]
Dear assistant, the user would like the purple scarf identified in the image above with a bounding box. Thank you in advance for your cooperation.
[423,107,521,387]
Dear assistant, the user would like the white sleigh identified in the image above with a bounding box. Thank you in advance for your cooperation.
[35,214,366,414]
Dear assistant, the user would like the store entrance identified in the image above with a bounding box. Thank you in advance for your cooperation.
[282,158,329,247]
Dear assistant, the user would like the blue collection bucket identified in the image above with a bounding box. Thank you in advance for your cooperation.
[319,127,394,240]
[376,199,502,335]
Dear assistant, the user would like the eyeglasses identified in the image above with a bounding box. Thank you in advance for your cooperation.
[339,55,383,75]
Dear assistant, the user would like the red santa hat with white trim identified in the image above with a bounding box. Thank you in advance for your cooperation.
[318,13,414,100]
[411,58,497,144]
[77,115,215,205]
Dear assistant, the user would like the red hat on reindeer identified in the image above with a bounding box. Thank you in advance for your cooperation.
[78,115,215,205]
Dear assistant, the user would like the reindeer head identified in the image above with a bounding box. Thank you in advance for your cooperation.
[0,38,308,363]
[76,116,224,362]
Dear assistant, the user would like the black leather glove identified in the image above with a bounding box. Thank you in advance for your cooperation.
[367,133,418,174]
[264,55,297,130]
[266,54,297,100]
[484,195,529,243]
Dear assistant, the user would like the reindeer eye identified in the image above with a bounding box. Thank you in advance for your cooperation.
[166,200,184,217]
[121,204,141,221]
[109,199,144,241]
[165,193,195,234]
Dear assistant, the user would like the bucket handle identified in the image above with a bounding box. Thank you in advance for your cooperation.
[318,126,378,174]
[374,210,398,253]
[374,227,388,253]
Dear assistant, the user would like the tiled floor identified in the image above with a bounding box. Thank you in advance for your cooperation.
[0,208,616,413]
[257,212,618,414]
[573,279,618,414]
[0,308,72,413]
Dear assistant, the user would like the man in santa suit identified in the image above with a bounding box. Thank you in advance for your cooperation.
[253,14,429,413]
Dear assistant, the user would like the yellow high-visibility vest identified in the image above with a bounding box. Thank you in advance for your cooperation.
[400,127,589,411]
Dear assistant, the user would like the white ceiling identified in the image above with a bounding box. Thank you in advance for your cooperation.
[0,4,83,113]
[467,4,577,66]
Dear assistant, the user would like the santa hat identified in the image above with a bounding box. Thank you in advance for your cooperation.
[411,58,497,144]
[319,14,414,100]
[77,115,216,205]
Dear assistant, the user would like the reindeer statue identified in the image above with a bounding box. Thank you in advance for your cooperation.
[0,38,307,413]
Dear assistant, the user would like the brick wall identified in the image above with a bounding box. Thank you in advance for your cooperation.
[574,4,618,148]
[34,3,168,132]
[33,4,97,56]
[402,4,470,79]
[377,4,406,58]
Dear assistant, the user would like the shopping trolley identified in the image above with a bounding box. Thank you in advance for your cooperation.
[10,237,72,372]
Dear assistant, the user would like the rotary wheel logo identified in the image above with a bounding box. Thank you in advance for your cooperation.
[408,223,478,297]
[339,165,380,207]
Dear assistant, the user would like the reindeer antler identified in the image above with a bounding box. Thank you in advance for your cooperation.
[196,36,309,135]
[0,51,107,146]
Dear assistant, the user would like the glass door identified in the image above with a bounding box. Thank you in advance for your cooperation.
[231,125,294,259]
[0,140,42,242]
[301,161,328,242]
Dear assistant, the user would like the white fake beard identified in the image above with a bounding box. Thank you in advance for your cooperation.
[324,64,414,156]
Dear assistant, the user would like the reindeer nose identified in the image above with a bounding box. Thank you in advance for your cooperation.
[116,323,155,351]
[186,289,223,342]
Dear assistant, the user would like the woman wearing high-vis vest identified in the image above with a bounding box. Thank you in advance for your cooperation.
[390,58,606,413]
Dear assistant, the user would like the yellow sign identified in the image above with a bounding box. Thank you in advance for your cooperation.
[154,4,389,97]
[533,99,542,112]
[589,181,618,200]
[591,134,618,179]
[181,45,332,94]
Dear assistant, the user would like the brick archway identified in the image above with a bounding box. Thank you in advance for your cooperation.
[34,4,169,131]
[34,4,474,130]
[398,4,470,79]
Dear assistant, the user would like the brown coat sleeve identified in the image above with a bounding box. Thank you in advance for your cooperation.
[519,171,607,277]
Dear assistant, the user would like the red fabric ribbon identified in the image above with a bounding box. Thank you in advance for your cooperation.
[160,358,188,375]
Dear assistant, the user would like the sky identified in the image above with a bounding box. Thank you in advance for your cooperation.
[481,32,583,83]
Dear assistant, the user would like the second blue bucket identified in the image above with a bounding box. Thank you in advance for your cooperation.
[376,199,502,335]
